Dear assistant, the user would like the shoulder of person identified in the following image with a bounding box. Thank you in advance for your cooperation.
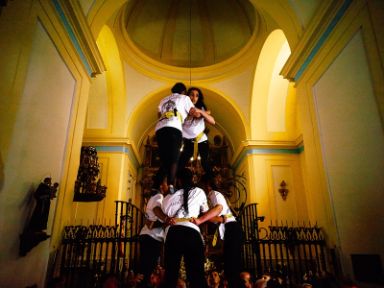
[163,193,171,202]
[151,194,164,206]
[152,193,163,200]
[192,186,204,193]
[213,190,226,200]
[196,187,208,198]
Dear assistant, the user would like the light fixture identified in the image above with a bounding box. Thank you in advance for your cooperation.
[278,180,289,200]
[188,0,192,86]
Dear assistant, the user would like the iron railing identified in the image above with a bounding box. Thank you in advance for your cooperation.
[55,202,338,287]
[240,203,338,287]
[57,200,143,287]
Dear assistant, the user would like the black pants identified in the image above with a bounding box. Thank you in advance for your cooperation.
[162,226,207,288]
[155,127,182,186]
[138,234,162,285]
[178,139,212,176]
[224,222,244,288]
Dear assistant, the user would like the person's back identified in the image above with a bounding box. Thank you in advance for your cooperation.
[156,93,193,132]
[201,173,244,288]
[161,168,214,288]
[155,82,195,193]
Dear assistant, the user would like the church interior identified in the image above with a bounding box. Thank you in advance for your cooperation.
[0,0,383,287]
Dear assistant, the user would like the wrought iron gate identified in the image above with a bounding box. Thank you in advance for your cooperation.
[56,200,143,287]
[239,203,339,287]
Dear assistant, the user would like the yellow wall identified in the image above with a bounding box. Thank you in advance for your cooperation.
[0,1,92,286]
[238,152,306,225]
[286,0,384,277]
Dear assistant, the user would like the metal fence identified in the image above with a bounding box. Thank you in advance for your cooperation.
[54,202,339,287]
[56,200,143,287]
[240,203,339,287]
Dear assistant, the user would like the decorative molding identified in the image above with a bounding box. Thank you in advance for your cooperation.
[281,0,353,83]
[82,138,141,169]
[231,136,304,171]
[115,4,265,83]
[51,0,105,77]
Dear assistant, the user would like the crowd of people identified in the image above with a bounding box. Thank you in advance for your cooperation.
[100,268,360,288]
[99,269,361,288]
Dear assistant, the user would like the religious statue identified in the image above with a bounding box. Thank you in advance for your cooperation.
[28,177,58,230]
[20,177,59,256]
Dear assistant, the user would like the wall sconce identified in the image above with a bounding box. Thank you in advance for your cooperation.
[278,180,289,200]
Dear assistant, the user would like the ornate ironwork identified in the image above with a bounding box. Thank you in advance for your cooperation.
[55,201,340,288]
[213,171,247,216]
[240,204,337,287]
[55,200,144,287]
[73,146,107,202]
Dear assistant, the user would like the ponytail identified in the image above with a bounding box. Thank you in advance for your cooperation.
[177,168,194,214]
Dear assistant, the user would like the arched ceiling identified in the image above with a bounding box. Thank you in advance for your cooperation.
[85,0,305,150]
[123,0,256,67]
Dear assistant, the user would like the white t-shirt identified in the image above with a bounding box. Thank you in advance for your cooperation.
[162,187,209,235]
[208,190,236,240]
[155,93,195,132]
[140,193,165,242]
[182,108,208,142]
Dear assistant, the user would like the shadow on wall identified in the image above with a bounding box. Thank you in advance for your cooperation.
[0,152,4,191]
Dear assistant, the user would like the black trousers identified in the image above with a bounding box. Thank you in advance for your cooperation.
[178,139,212,176]
[138,234,162,285]
[224,222,244,288]
[162,226,207,288]
[155,127,182,186]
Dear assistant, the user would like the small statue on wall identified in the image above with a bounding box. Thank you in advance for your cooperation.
[20,177,59,256]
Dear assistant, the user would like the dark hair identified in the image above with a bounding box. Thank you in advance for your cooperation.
[150,174,163,196]
[177,168,194,214]
[187,87,207,110]
[200,172,219,190]
[171,82,187,94]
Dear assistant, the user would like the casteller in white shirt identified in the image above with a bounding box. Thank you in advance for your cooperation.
[208,190,236,240]
[182,107,208,142]
[162,187,209,236]
[155,93,195,132]
[139,193,165,242]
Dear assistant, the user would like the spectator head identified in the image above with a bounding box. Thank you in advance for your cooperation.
[240,271,253,288]
[207,269,221,287]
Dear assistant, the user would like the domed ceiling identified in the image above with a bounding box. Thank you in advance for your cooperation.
[124,0,256,68]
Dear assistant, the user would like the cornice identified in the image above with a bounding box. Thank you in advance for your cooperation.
[281,0,353,83]
[113,4,265,83]
[82,137,141,168]
[231,135,304,170]
[51,0,105,77]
